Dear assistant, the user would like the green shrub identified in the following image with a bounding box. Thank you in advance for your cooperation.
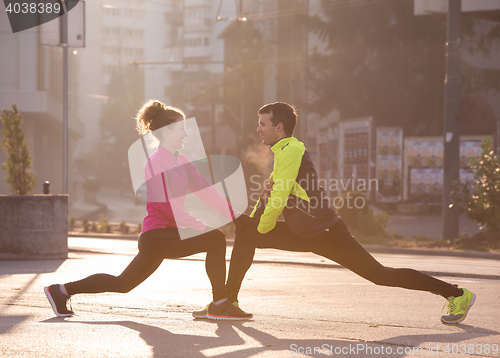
[336,191,387,235]
[68,217,76,230]
[0,104,36,194]
[83,218,89,232]
[452,138,500,233]
[336,191,369,228]
[98,217,111,233]
[120,221,130,234]
[360,209,388,236]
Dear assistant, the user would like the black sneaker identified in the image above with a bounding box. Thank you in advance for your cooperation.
[44,284,74,317]
[207,300,253,321]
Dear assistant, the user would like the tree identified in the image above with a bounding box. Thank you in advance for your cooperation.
[308,0,500,136]
[222,19,265,146]
[0,104,36,195]
[220,20,267,199]
[91,66,144,189]
[452,138,500,233]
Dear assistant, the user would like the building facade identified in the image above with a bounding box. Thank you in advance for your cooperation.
[0,8,83,195]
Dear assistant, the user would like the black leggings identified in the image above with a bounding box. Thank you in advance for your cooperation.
[226,219,462,300]
[65,228,227,301]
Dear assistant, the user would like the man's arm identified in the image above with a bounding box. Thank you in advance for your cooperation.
[256,145,303,234]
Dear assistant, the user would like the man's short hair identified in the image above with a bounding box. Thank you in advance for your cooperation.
[258,102,297,136]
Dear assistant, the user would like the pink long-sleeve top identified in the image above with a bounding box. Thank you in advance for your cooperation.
[141,146,235,234]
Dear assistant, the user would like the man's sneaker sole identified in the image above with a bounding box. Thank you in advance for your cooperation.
[206,313,252,321]
[441,292,476,324]
[44,286,73,317]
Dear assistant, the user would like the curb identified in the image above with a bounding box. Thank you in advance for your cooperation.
[69,232,140,241]
[362,244,500,261]
[69,233,500,261]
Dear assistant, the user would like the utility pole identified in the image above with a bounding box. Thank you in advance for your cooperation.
[303,0,309,148]
[212,86,216,153]
[496,120,500,156]
[62,1,69,195]
[442,0,461,239]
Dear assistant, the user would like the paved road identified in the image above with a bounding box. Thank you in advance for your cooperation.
[1,238,499,357]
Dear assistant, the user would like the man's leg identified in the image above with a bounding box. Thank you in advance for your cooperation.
[226,222,313,301]
[311,220,463,298]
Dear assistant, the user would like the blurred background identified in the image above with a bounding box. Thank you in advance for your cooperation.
[0,0,499,225]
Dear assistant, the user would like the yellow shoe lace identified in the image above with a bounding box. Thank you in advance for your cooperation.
[443,297,457,315]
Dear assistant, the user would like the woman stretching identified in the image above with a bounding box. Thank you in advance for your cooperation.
[44,100,252,321]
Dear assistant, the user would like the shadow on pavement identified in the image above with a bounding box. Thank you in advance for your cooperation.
[379,324,499,355]
[38,319,500,357]
[0,315,30,336]
[0,273,46,339]
[0,259,65,277]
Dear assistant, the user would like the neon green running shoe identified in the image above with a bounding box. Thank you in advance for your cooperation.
[441,287,476,324]
[192,301,241,319]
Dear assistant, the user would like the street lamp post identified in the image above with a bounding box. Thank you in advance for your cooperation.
[442,0,461,239]
[496,120,500,156]
[62,3,69,195]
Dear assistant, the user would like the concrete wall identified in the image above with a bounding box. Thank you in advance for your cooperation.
[0,195,68,260]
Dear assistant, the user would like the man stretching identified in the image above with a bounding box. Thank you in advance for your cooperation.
[226,102,475,324]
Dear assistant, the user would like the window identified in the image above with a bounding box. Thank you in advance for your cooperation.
[103,46,121,55]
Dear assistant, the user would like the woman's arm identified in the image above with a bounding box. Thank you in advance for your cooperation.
[185,160,236,221]
[145,158,207,231]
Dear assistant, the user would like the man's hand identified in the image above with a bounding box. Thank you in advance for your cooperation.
[233,214,258,236]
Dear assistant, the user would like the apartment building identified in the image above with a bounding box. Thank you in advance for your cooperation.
[0,7,83,195]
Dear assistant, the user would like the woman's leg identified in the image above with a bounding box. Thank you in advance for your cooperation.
[312,220,463,298]
[65,228,227,300]
[137,228,227,301]
[64,229,177,296]
[65,251,163,295]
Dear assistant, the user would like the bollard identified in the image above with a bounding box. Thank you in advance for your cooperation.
[43,181,50,194]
